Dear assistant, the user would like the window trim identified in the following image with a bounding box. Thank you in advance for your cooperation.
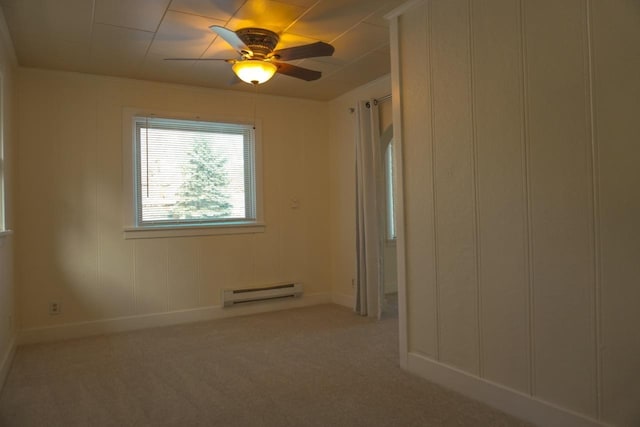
[0,71,5,235]
[122,107,264,239]
[384,140,395,241]
[0,70,13,240]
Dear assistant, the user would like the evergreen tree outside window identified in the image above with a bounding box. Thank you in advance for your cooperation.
[134,116,257,227]
[172,138,232,219]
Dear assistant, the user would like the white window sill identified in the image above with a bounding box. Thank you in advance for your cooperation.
[0,229,13,238]
[124,223,265,239]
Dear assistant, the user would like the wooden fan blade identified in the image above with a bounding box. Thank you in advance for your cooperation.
[274,62,321,81]
[164,58,233,61]
[210,25,252,56]
[271,41,334,61]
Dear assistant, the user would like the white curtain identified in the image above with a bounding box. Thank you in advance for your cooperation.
[355,100,384,318]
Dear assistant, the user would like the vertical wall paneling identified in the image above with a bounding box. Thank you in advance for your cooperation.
[584,0,602,418]
[55,76,99,323]
[278,115,308,288]
[197,234,254,307]
[467,0,483,378]
[398,3,438,358]
[430,0,479,373]
[471,0,530,393]
[17,76,61,328]
[0,9,16,380]
[167,238,199,311]
[591,0,640,425]
[524,0,597,415]
[426,1,440,361]
[95,95,135,319]
[252,231,283,286]
[518,0,536,397]
[134,239,168,315]
[396,0,639,424]
[299,105,331,295]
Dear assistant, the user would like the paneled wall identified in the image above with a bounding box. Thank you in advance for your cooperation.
[0,235,14,368]
[16,69,331,331]
[0,6,16,385]
[396,0,640,425]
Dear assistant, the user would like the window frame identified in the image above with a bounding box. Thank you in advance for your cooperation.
[381,124,396,243]
[384,140,396,242]
[0,71,8,238]
[122,108,264,239]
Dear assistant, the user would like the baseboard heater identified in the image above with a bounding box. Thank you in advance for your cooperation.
[222,283,303,307]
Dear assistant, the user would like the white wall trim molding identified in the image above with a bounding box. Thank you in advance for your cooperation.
[0,337,15,391]
[18,293,331,345]
[407,352,610,427]
[331,292,355,309]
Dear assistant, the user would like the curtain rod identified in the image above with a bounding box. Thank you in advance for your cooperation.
[349,94,392,113]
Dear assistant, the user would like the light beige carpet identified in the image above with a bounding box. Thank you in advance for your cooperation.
[0,304,533,426]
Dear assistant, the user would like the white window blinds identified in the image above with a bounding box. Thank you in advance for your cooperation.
[134,116,256,227]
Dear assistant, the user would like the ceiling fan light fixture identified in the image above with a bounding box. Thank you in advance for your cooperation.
[232,60,277,85]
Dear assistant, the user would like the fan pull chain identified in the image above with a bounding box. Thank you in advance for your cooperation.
[252,82,258,130]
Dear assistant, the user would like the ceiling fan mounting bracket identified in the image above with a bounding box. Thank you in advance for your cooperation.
[235,28,280,59]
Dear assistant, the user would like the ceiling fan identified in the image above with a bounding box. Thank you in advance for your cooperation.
[166,25,335,85]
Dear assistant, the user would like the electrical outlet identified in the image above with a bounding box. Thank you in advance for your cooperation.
[49,302,61,315]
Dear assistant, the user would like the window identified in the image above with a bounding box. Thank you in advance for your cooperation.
[125,112,263,238]
[385,140,397,240]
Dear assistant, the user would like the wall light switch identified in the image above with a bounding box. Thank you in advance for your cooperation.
[49,302,61,315]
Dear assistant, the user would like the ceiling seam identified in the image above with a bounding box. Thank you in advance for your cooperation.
[196,0,249,62]
[141,0,174,61]
[92,22,156,34]
[282,0,322,35]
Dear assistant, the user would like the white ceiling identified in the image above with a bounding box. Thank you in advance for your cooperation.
[0,0,405,100]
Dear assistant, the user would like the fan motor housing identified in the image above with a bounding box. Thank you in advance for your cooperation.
[236,28,280,58]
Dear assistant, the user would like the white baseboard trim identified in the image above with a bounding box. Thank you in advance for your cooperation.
[407,352,608,427]
[331,292,355,309]
[0,337,16,391]
[18,293,331,345]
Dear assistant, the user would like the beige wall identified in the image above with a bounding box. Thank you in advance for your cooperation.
[0,234,13,374]
[396,0,640,425]
[0,6,16,383]
[16,69,331,330]
[328,75,391,306]
[382,243,397,294]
